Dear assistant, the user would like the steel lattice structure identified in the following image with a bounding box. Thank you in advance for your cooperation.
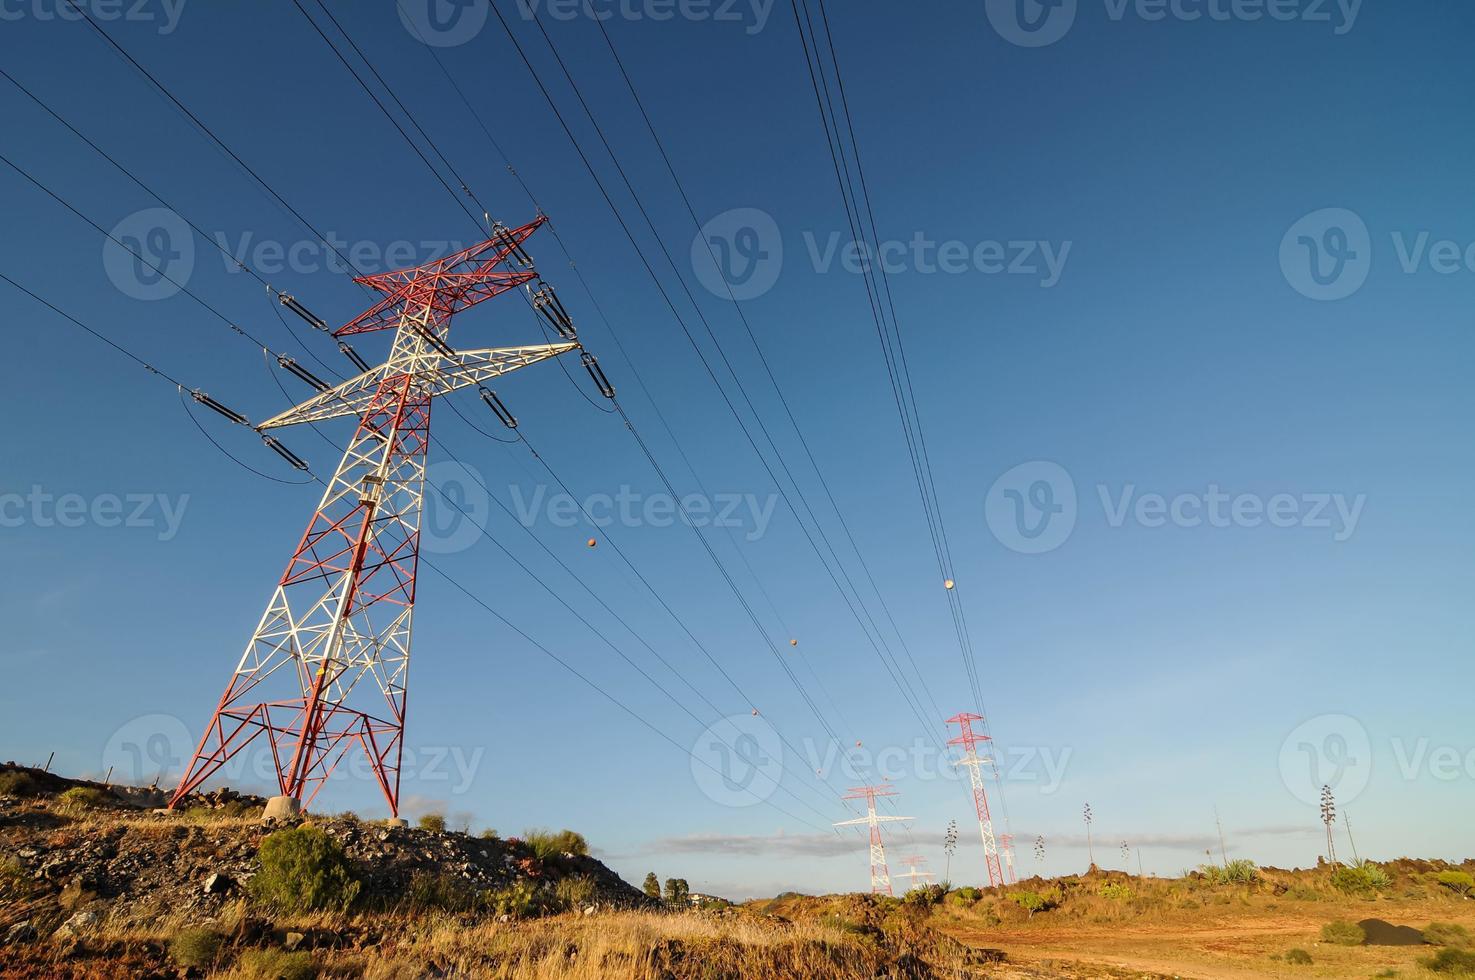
[946,712,1005,888]
[170,218,576,816]
[894,854,936,892]
[834,784,911,896]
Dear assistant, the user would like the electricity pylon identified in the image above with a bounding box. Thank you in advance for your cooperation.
[834,784,911,895]
[946,711,1004,887]
[998,833,1018,884]
[895,855,936,892]
[169,217,579,819]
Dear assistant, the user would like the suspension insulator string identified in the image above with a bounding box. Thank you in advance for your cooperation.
[260,434,311,471]
[276,291,329,332]
[478,385,518,428]
[581,351,615,399]
[338,341,371,373]
[530,280,575,338]
[276,354,331,392]
[190,390,250,426]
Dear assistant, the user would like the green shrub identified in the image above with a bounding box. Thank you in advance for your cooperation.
[947,886,982,905]
[903,884,945,906]
[1099,882,1133,901]
[1320,920,1366,946]
[1331,864,1382,895]
[56,786,112,812]
[416,813,447,833]
[1198,859,1258,885]
[247,826,361,913]
[1284,947,1313,965]
[1426,922,1474,947]
[819,913,866,935]
[489,880,542,919]
[1011,890,1049,916]
[236,949,317,980]
[553,875,597,910]
[0,771,38,797]
[0,858,28,899]
[524,828,589,860]
[168,927,224,969]
[1422,947,1475,974]
[405,871,476,913]
[1437,871,1475,898]
[479,828,499,840]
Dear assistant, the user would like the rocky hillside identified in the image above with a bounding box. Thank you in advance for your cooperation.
[0,764,650,976]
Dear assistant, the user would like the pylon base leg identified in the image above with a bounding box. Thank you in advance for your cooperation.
[385,817,408,829]
[263,795,302,824]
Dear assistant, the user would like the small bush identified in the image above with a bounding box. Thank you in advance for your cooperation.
[168,927,224,969]
[416,813,447,833]
[1437,871,1475,898]
[56,786,112,813]
[479,828,499,840]
[248,826,361,913]
[903,884,945,906]
[524,828,589,860]
[1426,922,1474,947]
[488,880,542,919]
[1331,864,1382,895]
[1320,920,1366,946]
[1011,890,1049,916]
[553,875,597,910]
[0,771,38,797]
[1422,947,1475,974]
[1099,882,1133,901]
[405,871,476,913]
[236,949,318,980]
[819,913,866,935]
[947,886,982,905]
[1284,948,1313,965]
[1198,859,1258,885]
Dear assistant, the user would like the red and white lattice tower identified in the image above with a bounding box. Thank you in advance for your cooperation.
[894,855,936,892]
[998,833,1018,884]
[834,783,912,895]
[946,712,1004,888]
[169,217,578,818]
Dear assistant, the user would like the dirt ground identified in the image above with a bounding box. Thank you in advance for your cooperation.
[938,894,1475,979]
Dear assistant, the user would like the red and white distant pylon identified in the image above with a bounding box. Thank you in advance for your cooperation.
[946,712,1005,888]
[998,833,1018,884]
[834,784,912,895]
[894,854,936,892]
[169,218,581,819]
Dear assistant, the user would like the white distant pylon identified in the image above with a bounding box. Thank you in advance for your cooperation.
[895,854,936,892]
[834,784,912,895]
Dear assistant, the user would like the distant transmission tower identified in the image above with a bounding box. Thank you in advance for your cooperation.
[169,218,581,820]
[945,712,1004,888]
[998,833,1018,883]
[834,783,912,895]
[895,855,936,892]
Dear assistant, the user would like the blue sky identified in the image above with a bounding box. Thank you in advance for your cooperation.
[1,0,1472,898]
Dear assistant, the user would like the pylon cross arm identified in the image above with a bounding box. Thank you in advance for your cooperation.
[257,342,579,430]
[833,814,913,827]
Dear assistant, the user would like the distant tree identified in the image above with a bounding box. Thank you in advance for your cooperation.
[643,872,661,899]
[664,878,689,904]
